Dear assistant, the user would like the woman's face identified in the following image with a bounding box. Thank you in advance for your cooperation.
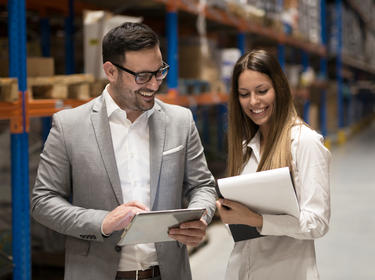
[238,69,276,134]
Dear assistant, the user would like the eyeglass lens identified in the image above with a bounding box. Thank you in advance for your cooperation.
[135,66,169,84]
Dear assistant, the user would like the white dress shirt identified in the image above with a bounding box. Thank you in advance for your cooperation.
[104,87,159,271]
[225,124,331,280]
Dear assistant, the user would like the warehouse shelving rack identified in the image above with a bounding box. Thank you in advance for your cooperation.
[1,0,374,279]
[333,0,375,145]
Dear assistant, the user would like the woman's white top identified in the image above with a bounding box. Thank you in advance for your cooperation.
[225,124,331,280]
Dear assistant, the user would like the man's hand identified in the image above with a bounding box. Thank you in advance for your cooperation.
[168,218,208,247]
[102,201,149,236]
[216,199,263,227]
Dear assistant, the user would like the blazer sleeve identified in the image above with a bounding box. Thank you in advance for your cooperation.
[259,128,331,239]
[182,110,217,224]
[31,113,108,242]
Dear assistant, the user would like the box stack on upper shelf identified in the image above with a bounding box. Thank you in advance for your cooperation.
[178,37,230,95]
[175,0,326,97]
[327,1,375,73]
[208,0,323,45]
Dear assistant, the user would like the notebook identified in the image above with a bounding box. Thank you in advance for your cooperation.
[217,167,299,241]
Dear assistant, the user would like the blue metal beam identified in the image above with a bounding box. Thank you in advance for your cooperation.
[277,0,286,70]
[40,18,50,57]
[8,0,30,279]
[166,10,178,91]
[302,51,310,123]
[217,104,227,151]
[65,0,75,74]
[237,32,246,55]
[320,0,328,137]
[277,44,285,70]
[10,133,30,280]
[336,0,344,129]
[41,17,52,143]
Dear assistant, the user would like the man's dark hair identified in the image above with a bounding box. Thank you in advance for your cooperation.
[102,22,159,65]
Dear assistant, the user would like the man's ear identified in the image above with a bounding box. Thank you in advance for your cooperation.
[103,61,117,82]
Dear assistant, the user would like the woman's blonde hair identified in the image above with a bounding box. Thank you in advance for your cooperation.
[227,49,300,176]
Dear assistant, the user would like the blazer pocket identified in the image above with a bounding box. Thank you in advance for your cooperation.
[162,145,184,156]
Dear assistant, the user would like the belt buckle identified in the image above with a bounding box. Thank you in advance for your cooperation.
[136,266,154,280]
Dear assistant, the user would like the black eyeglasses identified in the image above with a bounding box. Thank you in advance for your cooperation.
[112,61,169,84]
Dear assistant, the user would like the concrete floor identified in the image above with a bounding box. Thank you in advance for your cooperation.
[190,121,375,280]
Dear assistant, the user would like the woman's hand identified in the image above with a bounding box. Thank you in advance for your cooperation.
[216,199,263,228]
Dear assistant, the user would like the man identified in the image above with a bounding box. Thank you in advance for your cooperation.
[32,22,216,280]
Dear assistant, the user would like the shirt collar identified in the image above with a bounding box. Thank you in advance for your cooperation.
[246,130,261,162]
[103,84,155,120]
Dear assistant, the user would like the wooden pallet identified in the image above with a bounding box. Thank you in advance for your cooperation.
[90,78,108,98]
[28,74,96,100]
[0,78,18,102]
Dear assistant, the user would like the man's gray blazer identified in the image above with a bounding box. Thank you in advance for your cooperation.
[31,95,217,280]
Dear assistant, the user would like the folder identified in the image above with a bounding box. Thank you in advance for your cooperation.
[117,208,206,246]
[217,167,299,242]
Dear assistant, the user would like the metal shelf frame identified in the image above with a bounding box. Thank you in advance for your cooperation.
[320,0,328,139]
[2,0,374,278]
[8,0,30,279]
[336,0,345,144]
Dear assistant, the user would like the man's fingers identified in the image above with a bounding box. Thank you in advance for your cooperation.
[125,201,149,211]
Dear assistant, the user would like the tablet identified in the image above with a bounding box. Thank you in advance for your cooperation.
[117,208,206,246]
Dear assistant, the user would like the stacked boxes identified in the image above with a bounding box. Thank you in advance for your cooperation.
[220,48,241,92]
[0,57,55,78]
[178,38,222,94]
[297,0,321,43]
[327,3,367,62]
[326,81,338,133]
[213,1,322,44]
[342,6,364,59]
[354,0,375,26]
[365,31,375,68]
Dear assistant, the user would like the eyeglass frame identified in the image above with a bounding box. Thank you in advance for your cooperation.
[111,61,170,84]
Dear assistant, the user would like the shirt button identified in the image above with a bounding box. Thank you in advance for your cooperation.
[115,245,121,252]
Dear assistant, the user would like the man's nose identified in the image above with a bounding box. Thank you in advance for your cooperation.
[146,75,160,91]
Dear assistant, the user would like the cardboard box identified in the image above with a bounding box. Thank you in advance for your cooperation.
[0,78,18,102]
[326,81,338,133]
[179,44,220,83]
[0,57,54,77]
[27,57,54,77]
[308,104,319,131]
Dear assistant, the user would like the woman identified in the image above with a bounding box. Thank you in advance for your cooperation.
[216,49,331,280]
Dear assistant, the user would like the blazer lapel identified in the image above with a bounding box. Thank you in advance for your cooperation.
[149,103,166,210]
[91,96,123,205]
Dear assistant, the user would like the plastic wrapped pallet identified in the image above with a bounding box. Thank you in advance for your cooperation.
[365,31,375,68]
[220,48,241,92]
[297,0,321,44]
[83,10,142,79]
